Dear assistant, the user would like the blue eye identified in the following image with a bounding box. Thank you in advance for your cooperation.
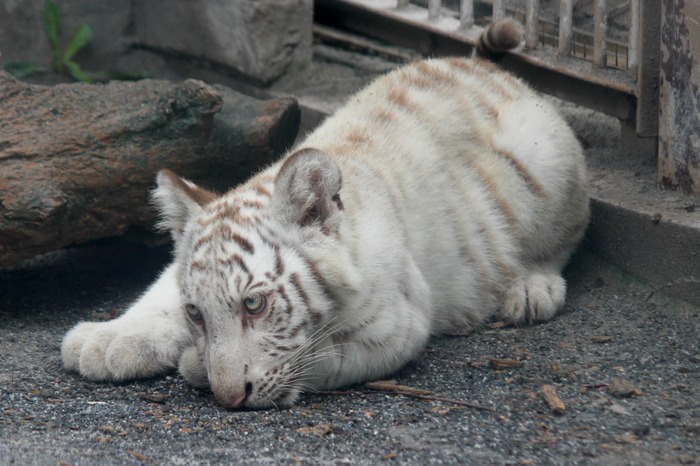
[185,304,203,324]
[243,295,267,315]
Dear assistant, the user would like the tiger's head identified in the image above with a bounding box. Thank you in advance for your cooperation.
[152,149,350,409]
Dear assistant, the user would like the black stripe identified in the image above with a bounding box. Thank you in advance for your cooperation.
[289,273,309,308]
[232,232,255,254]
[277,284,292,315]
[230,254,250,275]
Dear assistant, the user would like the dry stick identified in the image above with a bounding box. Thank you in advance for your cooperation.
[320,381,495,412]
[541,384,566,415]
[364,380,495,412]
[320,389,494,412]
[364,380,431,395]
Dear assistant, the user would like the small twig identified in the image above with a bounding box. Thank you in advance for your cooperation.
[363,380,495,412]
[318,380,495,412]
[126,450,153,463]
[541,384,566,415]
[490,358,524,370]
[364,380,432,396]
[583,383,609,390]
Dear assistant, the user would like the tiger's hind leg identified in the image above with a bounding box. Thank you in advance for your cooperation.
[499,262,568,325]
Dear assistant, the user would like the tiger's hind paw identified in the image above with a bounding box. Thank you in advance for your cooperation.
[499,273,566,324]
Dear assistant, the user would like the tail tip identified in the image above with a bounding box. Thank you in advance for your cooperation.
[478,18,524,56]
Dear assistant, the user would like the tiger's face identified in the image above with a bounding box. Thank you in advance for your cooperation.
[178,217,334,409]
[153,149,344,409]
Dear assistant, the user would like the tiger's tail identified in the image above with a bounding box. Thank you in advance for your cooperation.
[476,18,523,60]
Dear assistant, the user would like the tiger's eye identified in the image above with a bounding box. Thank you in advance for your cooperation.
[185,304,203,323]
[243,295,267,316]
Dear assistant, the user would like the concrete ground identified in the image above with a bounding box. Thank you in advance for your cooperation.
[1,240,698,465]
[2,34,699,465]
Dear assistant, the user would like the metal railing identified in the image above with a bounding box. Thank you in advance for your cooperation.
[411,0,639,70]
[316,0,659,159]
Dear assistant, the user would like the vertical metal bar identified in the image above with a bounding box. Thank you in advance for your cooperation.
[493,0,505,21]
[428,0,441,21]
[636,0,660,137]
[593,0,608,66]
[628,0,640,72]
[460,0,474,29]
[558,0,574,56]
[525,0,540,49]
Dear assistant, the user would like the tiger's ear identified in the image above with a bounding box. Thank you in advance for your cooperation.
[152,169,218,242]
[273,149,343,232]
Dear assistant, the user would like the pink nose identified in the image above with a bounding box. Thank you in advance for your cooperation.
[218,392,247,409]
[215,382,253,409]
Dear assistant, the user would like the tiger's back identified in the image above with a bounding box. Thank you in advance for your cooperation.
[297,57,589,334]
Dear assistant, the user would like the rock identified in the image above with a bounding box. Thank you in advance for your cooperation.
[0,0,131,65]
[609,378,642,398]
[133,0,313,84]
[0,72,300,267]
[0,1,312,85]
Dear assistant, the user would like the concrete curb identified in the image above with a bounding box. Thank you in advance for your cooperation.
[587,198,700,305]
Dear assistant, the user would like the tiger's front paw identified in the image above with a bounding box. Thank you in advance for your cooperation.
[500,273,566,324]
[178,342,209,388]
[61,317,193,381]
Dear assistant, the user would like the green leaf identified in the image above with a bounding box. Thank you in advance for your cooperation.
[65,59,92,82]
[42,0,62,65]
[64,24,92,62]
[3,61,48,79]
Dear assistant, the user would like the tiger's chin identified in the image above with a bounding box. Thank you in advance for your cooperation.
[238,387,302,410]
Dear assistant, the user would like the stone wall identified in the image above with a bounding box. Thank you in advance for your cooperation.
[0,0,312,84]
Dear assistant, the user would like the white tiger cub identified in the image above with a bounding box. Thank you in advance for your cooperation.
[62,22,589,409]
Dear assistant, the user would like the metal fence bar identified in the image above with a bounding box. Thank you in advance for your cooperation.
[558,0,574,56]
[628,0,640,72]
[593,0,608,66]
[316,0,636,117]
[460,0,474,29]
[525,0,540,49]
[634,0,660,136]
[493,0,505,21]
[428,0,441,20]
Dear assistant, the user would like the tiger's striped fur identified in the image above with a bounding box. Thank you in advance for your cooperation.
[62,24,589,409]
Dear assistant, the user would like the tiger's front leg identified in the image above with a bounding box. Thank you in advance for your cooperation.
[61,262,194,381]
[311,294,433,391]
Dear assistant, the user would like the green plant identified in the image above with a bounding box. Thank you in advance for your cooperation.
[3,61,48,79]
[3,1,149,83]
[3,0,92,81]
[42,0,93,82]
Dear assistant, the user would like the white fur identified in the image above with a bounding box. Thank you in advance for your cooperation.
[62,57,589,408]
[61,264,191,380]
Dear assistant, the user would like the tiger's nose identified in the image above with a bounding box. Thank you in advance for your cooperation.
[223,393,247,409]
[217,382,253,409]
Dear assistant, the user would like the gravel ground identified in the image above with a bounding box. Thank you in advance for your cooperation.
[1,240,698,465]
